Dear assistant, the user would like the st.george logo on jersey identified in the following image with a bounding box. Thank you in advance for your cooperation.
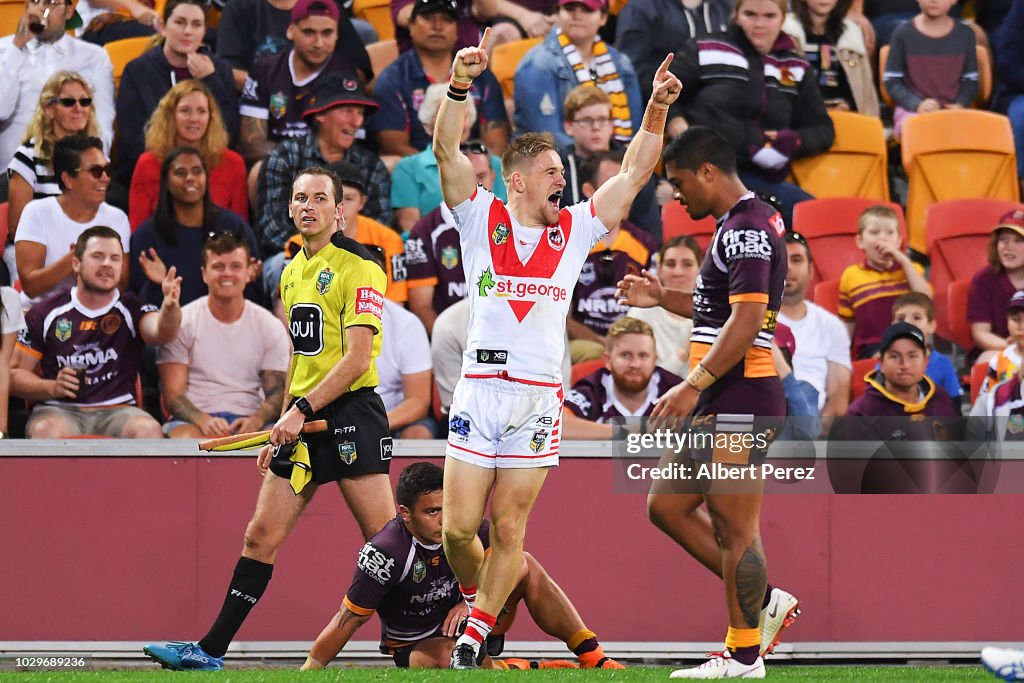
[316,267,335,295]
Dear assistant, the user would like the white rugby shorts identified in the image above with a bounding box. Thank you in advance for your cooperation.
[445,376,563,469]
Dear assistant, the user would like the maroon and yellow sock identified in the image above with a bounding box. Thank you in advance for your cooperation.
[725,627,761,666]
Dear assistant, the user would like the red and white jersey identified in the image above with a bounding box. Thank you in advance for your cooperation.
[451,187,607,384]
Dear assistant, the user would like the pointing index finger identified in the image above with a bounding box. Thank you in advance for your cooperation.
[655,53,674,78]
[478,26,491,51]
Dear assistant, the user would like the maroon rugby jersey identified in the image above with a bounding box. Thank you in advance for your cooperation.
[342,515,489,653]
[564,366,682,421]
[690,193,787,379]
[17,287,157,407]
[404,205,468,316]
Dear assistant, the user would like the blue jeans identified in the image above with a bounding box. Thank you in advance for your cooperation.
[1008,95,1024,179]
[738,169,814,230]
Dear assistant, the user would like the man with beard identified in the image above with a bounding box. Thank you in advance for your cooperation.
[562,316,682,438]
[10,226,182,438]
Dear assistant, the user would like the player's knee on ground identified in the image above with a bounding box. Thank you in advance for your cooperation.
[120,415,163,438]
[27,414,77,438]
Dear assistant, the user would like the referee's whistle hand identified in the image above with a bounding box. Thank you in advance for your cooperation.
[270,408,304,446]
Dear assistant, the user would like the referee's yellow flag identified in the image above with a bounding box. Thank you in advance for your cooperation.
[206,433,271,452]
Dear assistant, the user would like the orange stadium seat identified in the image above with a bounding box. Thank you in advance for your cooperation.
[902,109,1020,254]
[570,358,604,386]
[879,44,992,109]
[0,0,23,37]
[354,0,394,42]
[105,36,154,93]
[850,357,875,400]
[947,278,973,352]
[790,111,889,201]
[812,279,840,315]
[792,197,905,286]
[926,198,1022,346]
[491,37,541,99]
[366,39,397,79]
[661,201,716,252]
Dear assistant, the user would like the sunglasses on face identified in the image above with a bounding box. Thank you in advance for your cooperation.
[459,141,487,156]
[74,164,112,179]
[51,97,92,108]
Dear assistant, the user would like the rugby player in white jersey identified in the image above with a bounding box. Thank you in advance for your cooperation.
[432,27,682,669]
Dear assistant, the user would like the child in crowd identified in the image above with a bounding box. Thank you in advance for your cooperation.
[892,292,961,400]
[839,205,932,359]
[979,289,1024,395]
[882,0,979,139]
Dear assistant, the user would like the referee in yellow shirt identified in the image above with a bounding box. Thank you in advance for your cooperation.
[144,166,394,672]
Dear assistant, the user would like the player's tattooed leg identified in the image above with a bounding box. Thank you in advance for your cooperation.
[735,537,766,629]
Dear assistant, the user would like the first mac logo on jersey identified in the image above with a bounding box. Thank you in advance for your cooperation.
[289,303,324,356]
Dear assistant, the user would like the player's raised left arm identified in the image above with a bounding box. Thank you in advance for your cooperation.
[434,29,491,209]
[592,54,681,231]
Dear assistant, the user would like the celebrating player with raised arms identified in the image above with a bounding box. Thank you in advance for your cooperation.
[432,26,681,669]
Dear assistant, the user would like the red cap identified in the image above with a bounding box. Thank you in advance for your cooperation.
[774,322,796,359]
[558,0,606,10]
[995,209,1024,239]
[291,0,339,24]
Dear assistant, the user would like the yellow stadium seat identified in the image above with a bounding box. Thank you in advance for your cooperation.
[105,35,154,93]
[366,39,397,79]
[790,111,889,201]
[902,109,1020,254]
[354,0,393,42]
[880,44,991,109]
[491,37,541,99]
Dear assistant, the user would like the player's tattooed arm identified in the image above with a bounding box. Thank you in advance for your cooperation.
[239,116,274,166]
[255,370,286,425]
[735,537,767,629]
[166,393,204,425]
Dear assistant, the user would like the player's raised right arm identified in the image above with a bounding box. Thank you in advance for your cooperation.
[433,29,491,208]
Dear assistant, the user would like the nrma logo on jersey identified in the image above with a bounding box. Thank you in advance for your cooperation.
[722,229,773,261]
[476,267,568,302]
[357,543,396,585]
[56,347,118,368]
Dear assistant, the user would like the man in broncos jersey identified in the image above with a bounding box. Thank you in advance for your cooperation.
[432,27,681,668]
[618,127,797,679]
[302,462,623,670]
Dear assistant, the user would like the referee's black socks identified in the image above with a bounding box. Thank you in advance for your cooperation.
[198,557,274,658]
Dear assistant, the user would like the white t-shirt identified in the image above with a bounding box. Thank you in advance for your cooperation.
[375,299,432,414]
[0,286,26,334]
[778,300,852,411]
[15,197,130,307]
[451,187,607,384]
[627,306,693,376]
[156,297,291,416]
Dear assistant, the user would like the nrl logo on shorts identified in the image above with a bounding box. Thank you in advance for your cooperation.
[339,441,358,465]
[412,559,426,583]
[316,267,335,295]
[55,318,72,342]
[529,429,548,454]
[491,223,510,245]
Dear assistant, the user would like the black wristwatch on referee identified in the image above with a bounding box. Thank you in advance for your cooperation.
[294,397,316,420]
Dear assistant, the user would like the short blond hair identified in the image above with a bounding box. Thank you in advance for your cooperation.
[857,205,900,235]
[606,316,655,351]
[563,85,610,123]
[500,132,557,185]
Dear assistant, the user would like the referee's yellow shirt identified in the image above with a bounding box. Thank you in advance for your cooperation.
[281,232,386,397]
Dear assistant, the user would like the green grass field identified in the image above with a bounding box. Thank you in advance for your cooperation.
[1,666,996,681]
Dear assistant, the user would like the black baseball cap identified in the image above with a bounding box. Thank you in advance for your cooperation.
[303,74,378,120]
[879,321,927,354]
[328,160,367,195]
[1007,289,1024,314]
[411,0,458,20]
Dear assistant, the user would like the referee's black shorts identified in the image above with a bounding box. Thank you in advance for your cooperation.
[270,387,392,484]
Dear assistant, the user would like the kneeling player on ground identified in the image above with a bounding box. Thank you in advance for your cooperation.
[302,462,623,670]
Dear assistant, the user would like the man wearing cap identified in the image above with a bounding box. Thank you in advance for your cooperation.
[392,0,493,54]
[259,72,391,295]
[969,209,1024,366]
[239,0,366,167]
[512,0,642,148]
[216,0,370,91]
[0,0,115,170]
[373,0,509,158]
[778,232,852,435]
[832,321,965,494]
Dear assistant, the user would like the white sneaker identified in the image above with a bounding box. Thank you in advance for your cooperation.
[982,646,1024,681]
[669,652,765,679]
[759,587,800,655]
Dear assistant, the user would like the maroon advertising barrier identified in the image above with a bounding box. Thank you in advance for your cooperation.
[2,454,1022,643]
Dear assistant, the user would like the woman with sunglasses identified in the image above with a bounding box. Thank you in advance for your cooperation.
[6,71,102,243]
[117,0,238,190]
[128,79,247,230]
[130,146,258,308]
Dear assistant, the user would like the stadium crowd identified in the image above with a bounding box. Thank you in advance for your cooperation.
[0,0,1020,442]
